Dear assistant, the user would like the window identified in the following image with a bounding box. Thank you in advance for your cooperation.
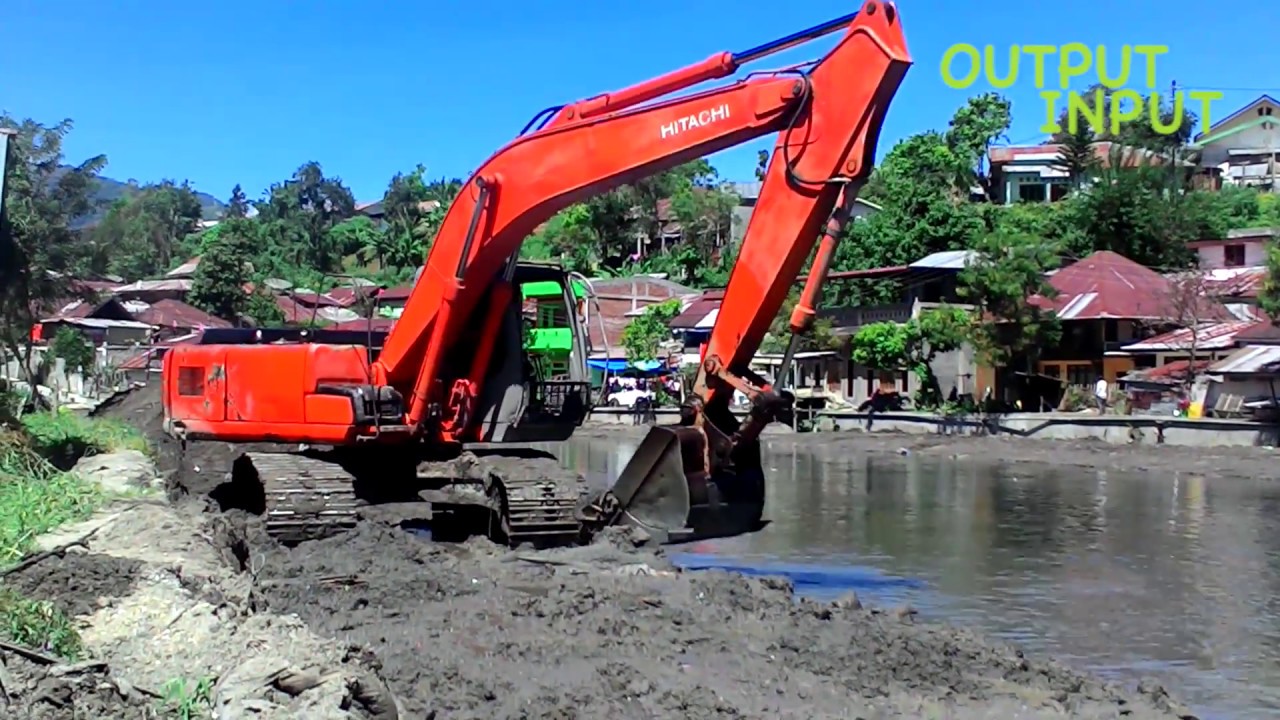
[1224,243,1246,267]
[1018,183,1048,203]
[177,366,204,396]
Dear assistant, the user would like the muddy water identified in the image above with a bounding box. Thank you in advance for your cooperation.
[553,436,1280,720]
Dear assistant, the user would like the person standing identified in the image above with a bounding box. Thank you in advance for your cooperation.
[1094,376,1108,414]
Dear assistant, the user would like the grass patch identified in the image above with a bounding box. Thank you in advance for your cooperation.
[0,586,84,659]
[0,432,102,563]
[161,676,215,719]
[20,411,150,470]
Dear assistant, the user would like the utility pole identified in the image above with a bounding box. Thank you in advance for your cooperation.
[0,128,15,232]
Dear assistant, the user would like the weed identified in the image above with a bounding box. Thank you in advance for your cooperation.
[161,675,215,719]
[0,432,101,562]
[20,411,149,469]
[0,587,83,659]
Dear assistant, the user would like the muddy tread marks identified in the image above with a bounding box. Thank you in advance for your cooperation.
[243,452,360,544]
[481,455,588,546]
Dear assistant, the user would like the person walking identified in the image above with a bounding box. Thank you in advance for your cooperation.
[1093,376,1108,414]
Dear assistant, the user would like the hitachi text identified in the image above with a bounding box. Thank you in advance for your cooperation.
[661,104,731,139]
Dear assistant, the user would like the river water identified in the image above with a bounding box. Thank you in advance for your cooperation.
[554,435,1280,720]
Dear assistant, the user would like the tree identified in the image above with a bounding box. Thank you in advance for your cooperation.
[759,288,842,353]
[225,184,249,219]
[382,167,461,270]
[620,299,682,362]
[49,327,95,375]
[255,162,356,273]
[90,180,204,278]
[1158,271,1224,389]
[0,115,106,393]
[1051,122,1097,188]
[958,231,1062,371]
[849,306,971,407]
[187,219,259,322]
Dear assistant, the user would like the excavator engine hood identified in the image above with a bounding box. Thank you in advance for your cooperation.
[606,424,764,545]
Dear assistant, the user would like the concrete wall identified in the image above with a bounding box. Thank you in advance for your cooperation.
[584,407,1280,447]
[1196,240,1268,269]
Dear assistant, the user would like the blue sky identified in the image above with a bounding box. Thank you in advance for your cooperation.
[4,0,1277,203]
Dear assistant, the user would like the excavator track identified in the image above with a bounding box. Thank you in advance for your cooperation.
[236,450,587,547]
[238,452,360,545]
[472,454,587,546]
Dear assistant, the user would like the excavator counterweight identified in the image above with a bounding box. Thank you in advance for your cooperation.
[161,1,911,548]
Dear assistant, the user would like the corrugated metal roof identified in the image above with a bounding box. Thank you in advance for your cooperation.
[133,299,232,330]
[1210,345,1280,374]
[1033,251,1236,322]
[669,290,724,330]
[53,317,153,330]
[1121,321,1258,352]
[909,250,975,270]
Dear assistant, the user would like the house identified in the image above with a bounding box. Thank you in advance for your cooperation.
[1118,320,1257,367]
[579,275,699,356]
[1033,251,1235,387]
[1190,227,1276,270]
[723,181,881,245]
[130,299,232,339]
[986,142,1191,205]
[1201,345,1280,418]
[1189,95,1279,191]
[670,250,983,406]
[36,297,153,359]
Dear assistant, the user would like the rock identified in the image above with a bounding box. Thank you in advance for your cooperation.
[72,450,159,493]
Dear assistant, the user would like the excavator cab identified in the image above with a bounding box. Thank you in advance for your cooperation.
[469,262,593,443]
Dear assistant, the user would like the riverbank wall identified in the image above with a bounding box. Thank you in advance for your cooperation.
[585,407,1280,448]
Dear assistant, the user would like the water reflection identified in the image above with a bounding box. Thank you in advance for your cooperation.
[552,435,1280,720]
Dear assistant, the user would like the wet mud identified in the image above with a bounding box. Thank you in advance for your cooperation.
[1,384,1200,718]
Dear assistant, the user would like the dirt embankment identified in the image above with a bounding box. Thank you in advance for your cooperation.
[0,384,1202,718]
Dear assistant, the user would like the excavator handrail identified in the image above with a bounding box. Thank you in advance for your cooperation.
[376,1,910,436]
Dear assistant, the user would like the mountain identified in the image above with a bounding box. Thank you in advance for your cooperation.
[71,171,227,228]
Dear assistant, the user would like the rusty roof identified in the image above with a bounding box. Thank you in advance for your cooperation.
[1200,266,1266,299]
[327,317,397,333]
[1032,251,1235,322]
[669,290,724,329]
[1121,321,1259,352]
[133,299,232,330]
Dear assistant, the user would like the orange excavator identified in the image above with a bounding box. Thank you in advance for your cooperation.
[161,1,911,546]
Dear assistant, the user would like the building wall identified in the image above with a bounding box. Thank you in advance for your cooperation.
[1198,122,1280,169]
[1196,240,1268,269]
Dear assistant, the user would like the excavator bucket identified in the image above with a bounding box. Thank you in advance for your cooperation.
[607,424,765,544]
[605,426,692,543]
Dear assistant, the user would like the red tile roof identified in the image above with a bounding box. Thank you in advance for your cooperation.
[133,299,232,330]
[1032,251,1235,322]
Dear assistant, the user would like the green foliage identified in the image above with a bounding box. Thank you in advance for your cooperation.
[88,180,204,279]
[620,299,683,362]
[849,306,971,407]
[0,430,103,563]
[20,411,149,465]
[524,160,739,285]
[760,288,842,353]
[49,327,94,374]
[188,218,258,322]
[162,676,215,719]
[0,587,84,659]
[958,232,1062,369]
[0,115,106,388]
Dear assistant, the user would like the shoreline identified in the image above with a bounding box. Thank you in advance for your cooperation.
[576,422,1280,481]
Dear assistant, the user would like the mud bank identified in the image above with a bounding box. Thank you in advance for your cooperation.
[2,496,399,719]
[45,384,1197,718]
[581,423,1280,481]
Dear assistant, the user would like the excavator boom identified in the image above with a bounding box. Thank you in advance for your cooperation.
[374,1,910,440]
[580,2,911,542]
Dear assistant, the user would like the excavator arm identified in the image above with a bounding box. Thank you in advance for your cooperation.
[578,2,911,542]
[374,1,910,444]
